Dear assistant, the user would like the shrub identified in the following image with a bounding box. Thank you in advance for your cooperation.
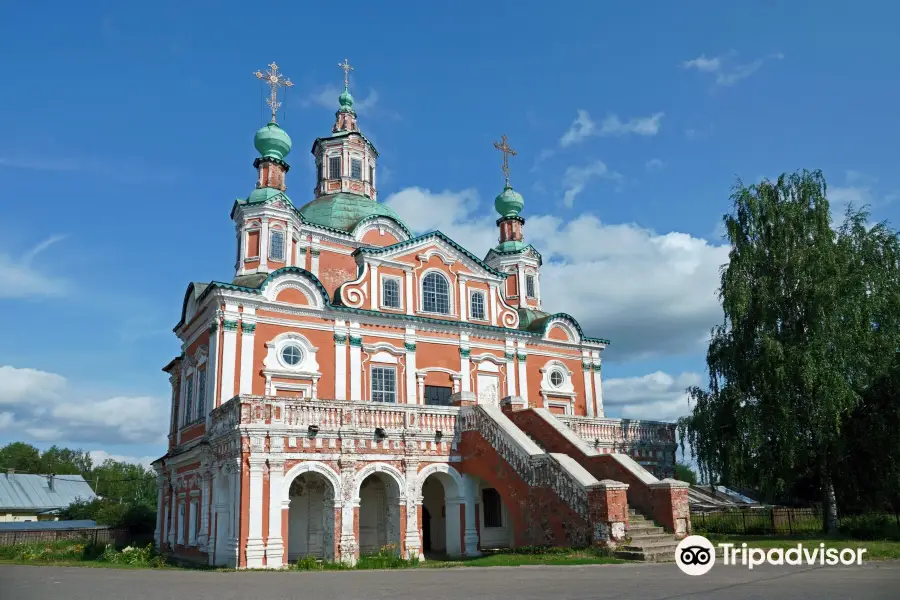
[356,543,415,569]
[839,514,900,541]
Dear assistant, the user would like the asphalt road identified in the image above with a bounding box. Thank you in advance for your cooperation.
[1,562,897,600]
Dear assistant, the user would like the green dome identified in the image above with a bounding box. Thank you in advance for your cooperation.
[254,122,292,161]
[494,185,524,218]
[339,88,354,110]
[299,193,408,232]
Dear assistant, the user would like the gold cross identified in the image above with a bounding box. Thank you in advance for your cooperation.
[254,62,294,123]
[493,134,517,186]
[338,58,354,90]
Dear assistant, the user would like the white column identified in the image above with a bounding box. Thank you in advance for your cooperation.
[517,265,526,301]
[458,278,467,322]
[517,343,528,404]
[334,333,347,401]
[534,272,542,309]
[154,475,164,549]
[266,460,284,567]
[583,359,595,418]
[206,323,219,423]
[403,462,421,560]
[460,355,471,393]
[349,330,362,401]
[445,497,463,557]
[340,462,359,565]
[259,218,269,272]
[246,457,266,567]
[405,345,417,404]
[593,354,604,417]
[198,473,210,549]
[239,311,256,395]
[285,224,294,267]
[404,270,414,315]
[462,475,480,556]
[162,498,170,549]
[505,343,517,397]
[227,467,241,565]
[167,490,176,547]
[369,264,379,310]
[416,373,425,404]
[491,284,500,326]
[220,306,239,403]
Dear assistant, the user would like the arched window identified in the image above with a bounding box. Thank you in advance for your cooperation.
[269,229,285,261]
[422,272,450,314]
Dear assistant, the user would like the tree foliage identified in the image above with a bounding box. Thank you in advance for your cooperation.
[679,170,900,533]
[675,463,698,486]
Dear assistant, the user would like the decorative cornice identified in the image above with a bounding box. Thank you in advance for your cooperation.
[582,361,592,370]
[405,342,417,352]
[310,249,321,257]
[517,353,527,361]
[349,336,363,347]
[223,320,239,332]
[353,231,507,278]
[459,348,471,358]
[504,351,515,360]
[333,333,347,344]
[242,322,256,334]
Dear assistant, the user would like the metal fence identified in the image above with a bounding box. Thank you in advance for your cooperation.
[0,527,153,547]
[691,508,826,535]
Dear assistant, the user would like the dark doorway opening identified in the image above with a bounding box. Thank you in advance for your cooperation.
[424,385,453,406]
[422,506,432,552]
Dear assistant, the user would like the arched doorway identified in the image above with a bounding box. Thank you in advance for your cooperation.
[418,469,462,558]
[287,472,336,562]
[358,472,402,556]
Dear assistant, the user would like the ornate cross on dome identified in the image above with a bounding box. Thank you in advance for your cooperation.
[254,62,294,123]
[493,134,517,186]
[338,58,354,90]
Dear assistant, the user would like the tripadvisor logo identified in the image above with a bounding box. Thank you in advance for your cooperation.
[676,535,868,575]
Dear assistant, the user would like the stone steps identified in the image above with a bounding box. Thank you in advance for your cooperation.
[617,506,681,562]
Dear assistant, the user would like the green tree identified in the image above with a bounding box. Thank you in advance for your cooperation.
[679,170,900,534]
[675,462,698,485]
[0,442,42,473]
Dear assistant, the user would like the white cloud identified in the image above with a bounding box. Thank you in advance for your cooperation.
[682,51,784,87]
[603,371,701,421]
[302,85,381,116]
[384,188,729,361]
[645,158,665,171]
[0,236,69,299]
[0,365,167,446]
[89,450,156,469]
[562,161,622,207]
[559,110,663,148]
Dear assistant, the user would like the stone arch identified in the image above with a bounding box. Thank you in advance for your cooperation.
[351,462,406,503]
[414,463,464,501]
[282,461,342,505]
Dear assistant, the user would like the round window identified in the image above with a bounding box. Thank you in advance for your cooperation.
[280,344,303,367]
[550,369,565,387]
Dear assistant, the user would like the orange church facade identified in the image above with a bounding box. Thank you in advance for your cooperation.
[152,62,688,568]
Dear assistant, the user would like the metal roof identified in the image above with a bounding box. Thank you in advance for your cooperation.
[0,474,97,511]
[0,520,100,531]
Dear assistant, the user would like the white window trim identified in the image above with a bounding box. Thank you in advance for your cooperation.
[418,269,455,317]
[525,274,536,299]
[380,274,403,311]
[543,398,574,415]
[243,227,261,262]
[278,342,305,369]
[469,289,487,321]
[268,227,286,262]
[370,365,398,403]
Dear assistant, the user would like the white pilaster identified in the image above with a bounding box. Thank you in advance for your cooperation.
[227,467,241,565]
[220,305,239,403]
[444,497,463,557]
[198,472,210,549]
[334,326,348,401]
[517,265,526,302]
[516,342,528,404]
[285,224,294,267]
[167,490,175,547]
[416,372,425,404]
[534,272,542,309]
[592,353,604,417]
[460,334,471,392]
[245,456,266,568]
[458,278,467,322]
[311,237,321,276]
[369,264,379,310]
[490,283,500,326]
[505,340,517,397]
[462,475,480,556]
[349,324,362,401]
[403,462,421,560]
[259,218,269,272]
[405,336,417,405]
[206,322,219,424]
[154,475,163,549]
[239,310,256,395]
[266,460,284,567]
[404,270,414,315]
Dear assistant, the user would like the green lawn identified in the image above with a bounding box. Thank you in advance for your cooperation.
[707,535,900,560]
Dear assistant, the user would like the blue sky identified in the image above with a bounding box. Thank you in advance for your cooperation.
[1,1,898,466]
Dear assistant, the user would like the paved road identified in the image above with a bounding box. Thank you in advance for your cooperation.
[0,562,897,599]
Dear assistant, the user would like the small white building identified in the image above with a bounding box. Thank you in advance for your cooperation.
[0,471,97,522]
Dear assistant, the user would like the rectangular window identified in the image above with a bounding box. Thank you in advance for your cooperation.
[269,230,285,261]
[369,165,374,183]
[381,277,401,309]
[469,290,486,320]
[424,385,453,406]
[371,366,396,403]
[196,369,207,423]
[329,156,341,179]
[351,158,362,180]
[184,377,194,425]
[525,274,536,298]
[188,500,198,545]
[247,230,260,259]
[482,488,503,528]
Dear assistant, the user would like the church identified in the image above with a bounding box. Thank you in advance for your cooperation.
[151,61,689,568]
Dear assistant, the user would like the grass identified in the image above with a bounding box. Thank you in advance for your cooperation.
[706,535,900,561]
[0,540,169,569]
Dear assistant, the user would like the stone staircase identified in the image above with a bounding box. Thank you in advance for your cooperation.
[614,508,680,562]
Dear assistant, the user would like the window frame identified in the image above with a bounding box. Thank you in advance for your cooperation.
[380,275,402,310]
[469,289,486,321]
[525,274,536,298]
[196,369,207,423]
[280,343,304,368]
[370,366,397,403]
[421,271,452,315]
[184,375,194,426]
[549,368,565,388]
[351,158,362,180]
[268,228,285,261]
[328,155,341,179]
